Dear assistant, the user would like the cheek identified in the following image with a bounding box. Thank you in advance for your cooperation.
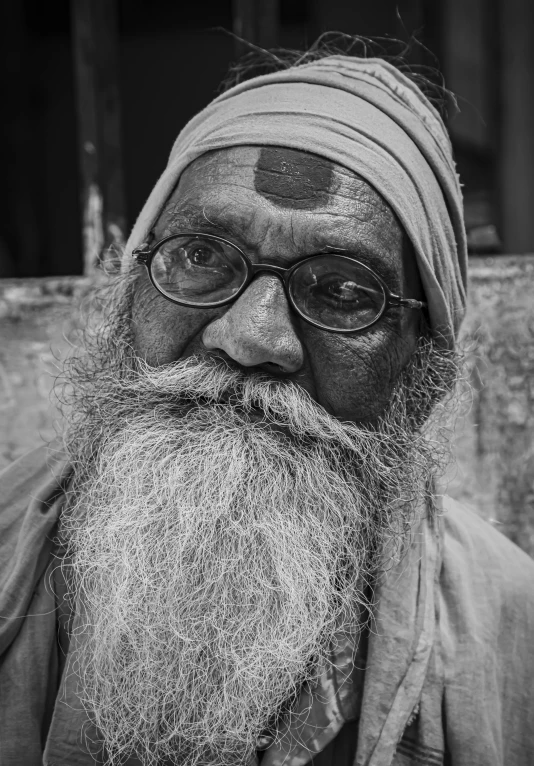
[305,323,416,422]
[131,275,212,365]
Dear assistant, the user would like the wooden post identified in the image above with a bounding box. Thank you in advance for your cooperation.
[232,0,280,58]
[0,1,41,277]
[71,0,126,275]
[498,0,534,253]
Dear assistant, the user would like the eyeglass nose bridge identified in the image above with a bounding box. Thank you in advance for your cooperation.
[247,261,290,279]
[232,261,312,326]
[241,260,294,297]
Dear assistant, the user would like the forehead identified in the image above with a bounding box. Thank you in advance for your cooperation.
[155,146,407,278]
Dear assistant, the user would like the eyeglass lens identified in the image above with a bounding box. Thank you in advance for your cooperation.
[151,235,248,305]
[289,255,385,330]
[150,235,386,331]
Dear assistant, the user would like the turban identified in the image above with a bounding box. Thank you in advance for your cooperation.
[125,56,467,347]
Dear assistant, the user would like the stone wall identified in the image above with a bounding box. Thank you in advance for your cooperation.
[0,276,93,467]
[1,256,534,555]
[448,255,534,555]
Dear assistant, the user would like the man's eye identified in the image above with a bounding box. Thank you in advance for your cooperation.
[316,277,369,306]
[185,245,225,268]
[324,279,358,300]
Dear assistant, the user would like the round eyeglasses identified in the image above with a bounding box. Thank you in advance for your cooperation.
[132,232,426,334]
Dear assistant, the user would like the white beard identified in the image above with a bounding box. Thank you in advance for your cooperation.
[61,349,450,766]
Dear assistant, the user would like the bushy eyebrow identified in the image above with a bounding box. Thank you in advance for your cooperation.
[159,204,400,286]
[162,204,247,240]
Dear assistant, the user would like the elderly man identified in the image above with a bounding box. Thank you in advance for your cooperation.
[1,51,534,766]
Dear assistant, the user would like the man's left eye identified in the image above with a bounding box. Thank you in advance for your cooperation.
[188,247,222,267]
[317,277,362,304]
[324,280,358,300]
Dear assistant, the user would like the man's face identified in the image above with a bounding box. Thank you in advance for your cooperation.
[62,147,449,766]
[131,146,424,421]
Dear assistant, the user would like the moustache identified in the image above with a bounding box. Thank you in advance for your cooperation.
[107,354,397,460]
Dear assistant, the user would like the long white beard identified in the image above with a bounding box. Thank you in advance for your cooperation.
[61,345,452,766]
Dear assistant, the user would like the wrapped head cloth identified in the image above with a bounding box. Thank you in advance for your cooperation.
[125,56,467,348]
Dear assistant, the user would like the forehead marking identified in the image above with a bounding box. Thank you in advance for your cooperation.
[254,147,335,210]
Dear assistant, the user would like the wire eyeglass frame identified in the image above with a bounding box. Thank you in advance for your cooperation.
[132,231,427,334]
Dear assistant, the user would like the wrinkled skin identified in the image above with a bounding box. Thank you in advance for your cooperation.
[131,146,424,422]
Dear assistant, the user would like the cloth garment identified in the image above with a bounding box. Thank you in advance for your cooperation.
[124,56,467,348]
[2,447,534,765]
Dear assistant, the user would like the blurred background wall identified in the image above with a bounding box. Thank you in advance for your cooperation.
[0,0,533,554]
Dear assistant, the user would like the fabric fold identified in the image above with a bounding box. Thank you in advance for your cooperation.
[0,446,70,766]
[355,515,442,765]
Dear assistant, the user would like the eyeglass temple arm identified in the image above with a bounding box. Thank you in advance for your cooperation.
[132,244,152,265]
[389,294,427,310]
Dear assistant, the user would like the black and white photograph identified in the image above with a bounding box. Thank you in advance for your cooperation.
[1,1,533,764]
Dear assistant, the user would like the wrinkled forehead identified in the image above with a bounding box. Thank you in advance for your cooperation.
[157,145,401,234]
[153,145,420,295]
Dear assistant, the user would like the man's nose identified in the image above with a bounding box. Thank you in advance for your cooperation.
[202,275,304,373]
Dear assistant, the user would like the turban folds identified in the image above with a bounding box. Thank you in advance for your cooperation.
[125,56,467,347]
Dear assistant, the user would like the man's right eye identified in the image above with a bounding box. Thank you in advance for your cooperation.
[185,245,224,268]
[313,276,376,311]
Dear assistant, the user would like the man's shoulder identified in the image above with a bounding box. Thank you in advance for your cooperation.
[0,444,63,512]
[437,499,534,763]
[439,494,534,622]
[0,444,70,539]
[0,445,70,654]
[0,442,70,554]
[441,494,534,571]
